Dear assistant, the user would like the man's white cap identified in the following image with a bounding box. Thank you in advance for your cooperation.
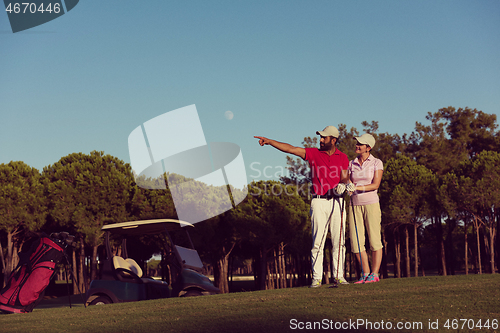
[316,126,339,138]
[355,133,376,148]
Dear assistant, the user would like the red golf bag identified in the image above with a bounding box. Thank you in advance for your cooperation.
[0,234,67,313]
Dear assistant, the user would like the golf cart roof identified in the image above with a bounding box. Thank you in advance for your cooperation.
[102,219,194,235]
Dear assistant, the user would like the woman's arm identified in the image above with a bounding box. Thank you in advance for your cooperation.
[353,169,383,193]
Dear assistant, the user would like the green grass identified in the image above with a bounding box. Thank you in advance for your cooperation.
[1,274,499,332]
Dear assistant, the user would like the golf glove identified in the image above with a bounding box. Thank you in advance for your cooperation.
[346,183,356,192]
[334,183,346,195]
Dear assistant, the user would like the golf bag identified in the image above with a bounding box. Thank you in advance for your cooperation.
[0,233,73,314]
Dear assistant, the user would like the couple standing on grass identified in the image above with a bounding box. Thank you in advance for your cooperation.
[255,126,383,287]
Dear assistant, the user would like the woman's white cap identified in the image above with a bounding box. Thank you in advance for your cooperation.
[355,133,376,148]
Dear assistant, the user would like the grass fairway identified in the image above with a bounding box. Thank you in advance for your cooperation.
[1,274,499,332]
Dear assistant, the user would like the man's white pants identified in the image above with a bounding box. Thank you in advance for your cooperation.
[310,197,346,281]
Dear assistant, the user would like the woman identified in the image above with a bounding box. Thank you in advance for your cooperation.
[347,133,384,283]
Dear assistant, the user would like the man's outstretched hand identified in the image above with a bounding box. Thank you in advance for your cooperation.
[254,136,270,146]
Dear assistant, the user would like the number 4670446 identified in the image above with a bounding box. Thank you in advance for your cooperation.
[443,319,498,330]
[5,2,61,14]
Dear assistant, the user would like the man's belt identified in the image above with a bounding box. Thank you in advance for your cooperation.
[312,194,335,200]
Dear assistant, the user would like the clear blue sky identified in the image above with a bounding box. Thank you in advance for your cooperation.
[1,0,499,182]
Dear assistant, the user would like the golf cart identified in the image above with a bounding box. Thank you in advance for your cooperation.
[85,219,219,306]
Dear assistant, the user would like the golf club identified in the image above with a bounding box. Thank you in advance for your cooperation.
[351,195,365,283]
[330,195,345,288]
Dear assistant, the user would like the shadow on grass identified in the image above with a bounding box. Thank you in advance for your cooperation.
[37,294,86,309]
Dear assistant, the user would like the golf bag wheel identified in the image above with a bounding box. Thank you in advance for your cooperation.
[88,295,112,305]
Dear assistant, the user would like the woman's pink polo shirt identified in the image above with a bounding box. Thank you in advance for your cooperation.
[349,155,383,206]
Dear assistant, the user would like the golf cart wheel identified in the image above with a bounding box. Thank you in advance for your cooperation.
[180,290,204,297]
[89,295,112,305]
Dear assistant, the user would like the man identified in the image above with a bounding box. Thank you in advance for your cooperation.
[255,126,350,287]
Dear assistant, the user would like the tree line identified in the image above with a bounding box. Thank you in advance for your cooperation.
[0,106,498,294]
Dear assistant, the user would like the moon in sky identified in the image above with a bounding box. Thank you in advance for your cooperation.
[224,110,234,120]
